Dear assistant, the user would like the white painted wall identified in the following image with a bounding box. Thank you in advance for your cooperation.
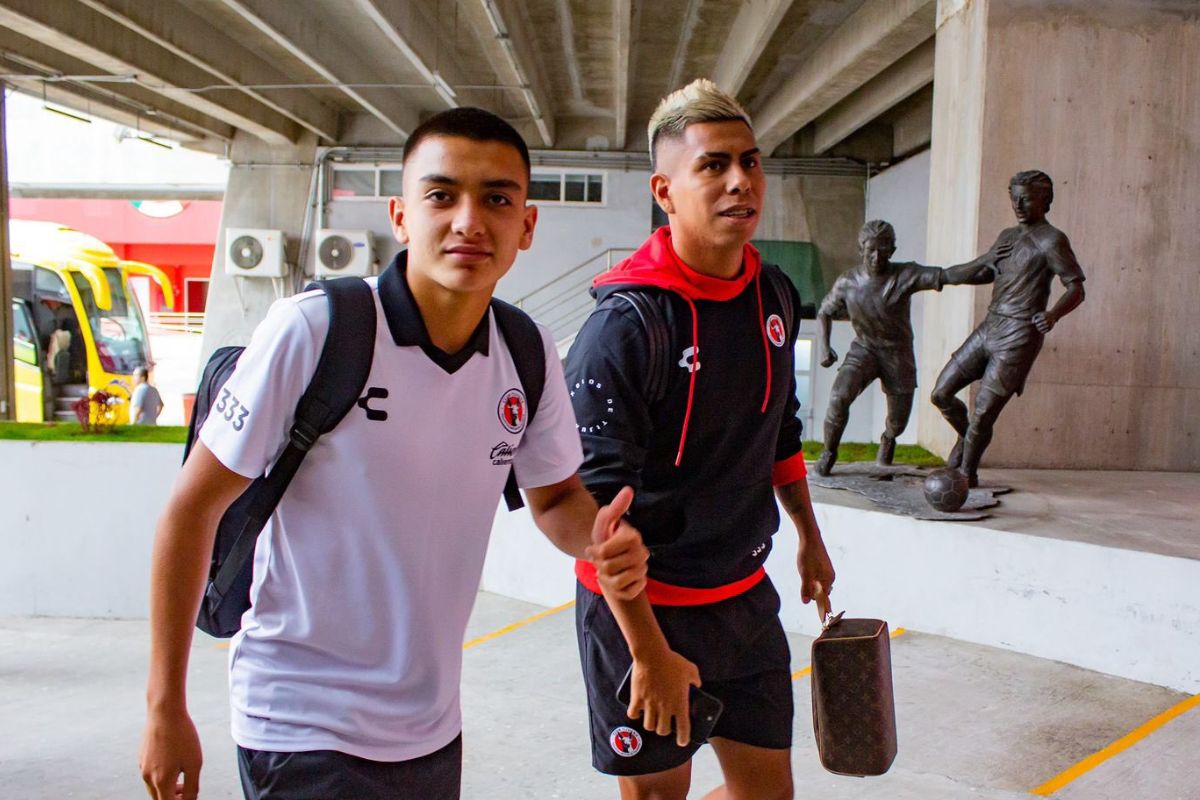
[485,491,1200,694]
[6,441,1197,692]
[0,441,180,618]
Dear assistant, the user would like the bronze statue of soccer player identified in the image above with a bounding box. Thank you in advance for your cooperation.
[931,170,1086,487]
[815,220,1009,476]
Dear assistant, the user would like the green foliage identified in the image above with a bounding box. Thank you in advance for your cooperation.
[0,422,187,443]
[801,440,944,467]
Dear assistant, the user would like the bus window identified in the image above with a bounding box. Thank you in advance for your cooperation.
[35,266,72,303]
[12,301,39,366]
[69,270,149,375]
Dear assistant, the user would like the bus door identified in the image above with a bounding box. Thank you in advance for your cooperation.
[11,299,45,422]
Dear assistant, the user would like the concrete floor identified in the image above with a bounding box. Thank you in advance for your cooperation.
[2,593,1196,799]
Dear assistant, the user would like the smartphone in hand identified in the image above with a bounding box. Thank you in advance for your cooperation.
[616,665,724,745]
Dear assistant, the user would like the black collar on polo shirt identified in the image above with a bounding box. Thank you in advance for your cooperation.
[378,250,491,374]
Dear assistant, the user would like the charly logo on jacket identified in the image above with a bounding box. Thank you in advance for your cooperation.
[766,314,786,347]
[498,388,527,434]
[610,726,642,757]
[678,346,701,373]
[490,442,515,466]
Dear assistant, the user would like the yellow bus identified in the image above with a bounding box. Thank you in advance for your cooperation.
[9,220,175,423]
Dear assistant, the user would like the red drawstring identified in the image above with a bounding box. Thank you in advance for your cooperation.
[674,296,700,467]
[754,270,771,414]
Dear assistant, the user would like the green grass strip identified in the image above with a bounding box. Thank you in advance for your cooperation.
[0,424,940,464]
[801,440,943,467]
[0,422,187,443]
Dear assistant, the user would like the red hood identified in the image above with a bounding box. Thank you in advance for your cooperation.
[590,226,773,468]
[593,226,761,301]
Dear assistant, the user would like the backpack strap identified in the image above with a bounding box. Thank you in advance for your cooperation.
[611,290,672,405]
[608,274,791,409]
[490,299,546,512]
[207,278,377,604]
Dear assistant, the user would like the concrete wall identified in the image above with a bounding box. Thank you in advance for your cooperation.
[922,0,1200,470]
[198,131,319,364]
[919,0,992,458]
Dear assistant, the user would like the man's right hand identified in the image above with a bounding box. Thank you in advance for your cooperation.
[140,708,202,800]
[628,647,701,747]
[820,348,838,368]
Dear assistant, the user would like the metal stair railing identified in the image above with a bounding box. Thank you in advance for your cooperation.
[514,247,635,344]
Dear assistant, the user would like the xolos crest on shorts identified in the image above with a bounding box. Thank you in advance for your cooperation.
[610,726,643,757]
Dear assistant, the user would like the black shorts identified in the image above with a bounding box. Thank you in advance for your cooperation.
[237,735,462,800]
[575,577,793,776]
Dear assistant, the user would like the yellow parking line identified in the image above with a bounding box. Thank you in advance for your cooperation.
[791,627,907,680]
[462,600,576,651]
[1030,691,1200,796]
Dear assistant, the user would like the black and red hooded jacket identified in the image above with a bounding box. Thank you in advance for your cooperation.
[565,226,809,602]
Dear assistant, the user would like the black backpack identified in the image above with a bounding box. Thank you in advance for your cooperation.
[606,265,796,403]
[183,277,545,637]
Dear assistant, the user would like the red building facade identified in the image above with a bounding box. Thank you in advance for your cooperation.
[9,198,221,314]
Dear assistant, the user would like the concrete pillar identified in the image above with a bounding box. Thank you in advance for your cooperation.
[0,87,14,420]
[919,0,1200,471]
[198,131,319,365]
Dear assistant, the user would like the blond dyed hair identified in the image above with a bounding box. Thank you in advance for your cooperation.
[647,78,752,169]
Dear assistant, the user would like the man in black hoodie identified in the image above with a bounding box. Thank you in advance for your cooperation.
[565,78,835,800]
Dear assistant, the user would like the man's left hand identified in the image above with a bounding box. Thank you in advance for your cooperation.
[587,487,649,600]
[797,537,835,622]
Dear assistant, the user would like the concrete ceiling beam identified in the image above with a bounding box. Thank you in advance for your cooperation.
[753,0,935,154]
[612,0,632,150]
[77,0,340,142]
[0,30,235,142]
[352,0,466,109]
[712,0,795,96]
[216,0,419,140]
[475,0,555,147]
[665,0,704,93]
[0,0,299,145]
[812,36,934,154]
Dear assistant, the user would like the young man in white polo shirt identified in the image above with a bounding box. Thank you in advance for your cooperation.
[139,108,650,800]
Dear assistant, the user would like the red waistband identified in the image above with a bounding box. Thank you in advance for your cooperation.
[575,560,765,607]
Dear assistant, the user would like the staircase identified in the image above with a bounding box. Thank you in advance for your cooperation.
[513,248,634,351]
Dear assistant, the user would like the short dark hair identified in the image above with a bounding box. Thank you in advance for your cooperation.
[402,107,530,177]
[1010,170,1054,204]
[858,219,896,249]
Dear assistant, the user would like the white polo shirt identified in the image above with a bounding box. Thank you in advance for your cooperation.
[200,257,582,761]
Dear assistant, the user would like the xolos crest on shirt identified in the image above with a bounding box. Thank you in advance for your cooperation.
[498,388,527,434]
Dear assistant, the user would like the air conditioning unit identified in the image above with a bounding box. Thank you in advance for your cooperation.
[315,229,374,278]
[225,228,286,278]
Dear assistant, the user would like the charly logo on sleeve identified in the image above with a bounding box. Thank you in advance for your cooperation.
[498,388,527,434]
[766,314,786,347]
